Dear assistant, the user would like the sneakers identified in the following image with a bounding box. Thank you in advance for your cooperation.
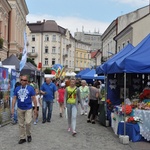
[67,128,71,132]
[34,122,37,125]
[87,119,91,123]
[36,118,38,123]
[91,120,96,124]
[18,139,26,144]
[60,113,62,117]
[72,131,77,136]
[27,136,32,142]
[84,112,88,116]
[42,120,46,123]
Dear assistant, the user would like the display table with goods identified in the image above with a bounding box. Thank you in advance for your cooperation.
[117,121,142,142]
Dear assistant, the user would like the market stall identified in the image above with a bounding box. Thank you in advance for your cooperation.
[96,34,150,142]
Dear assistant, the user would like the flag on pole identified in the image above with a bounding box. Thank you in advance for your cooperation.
[19,31,27,71]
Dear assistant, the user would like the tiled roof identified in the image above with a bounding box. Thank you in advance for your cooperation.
[91,51,97,58]
[27,20,67,34]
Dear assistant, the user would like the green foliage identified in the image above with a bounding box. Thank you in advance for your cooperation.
[18,54,37,67]
[43,68,52,74]
[27,58,37,67]
[0,38,4,48]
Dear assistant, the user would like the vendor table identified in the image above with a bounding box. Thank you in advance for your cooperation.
[117,122,142,142]
[134,109,150,141]
[111,112,123,135]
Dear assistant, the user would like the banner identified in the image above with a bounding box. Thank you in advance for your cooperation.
[0,67,10,126]
[19,31,27,71]
[10,69,17,110]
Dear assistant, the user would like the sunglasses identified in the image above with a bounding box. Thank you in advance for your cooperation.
[21,79,27,82]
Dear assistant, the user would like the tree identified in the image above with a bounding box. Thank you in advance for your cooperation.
[43,68,51,74]
[18,54,37,67]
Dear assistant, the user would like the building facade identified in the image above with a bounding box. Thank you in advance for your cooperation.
[74,31,102,51]
[27,20,76,71]
[0,0,28,61]
[0,0,11,61]
[114,14,150,51]
[102,5,149,62]
[74,40,91,71]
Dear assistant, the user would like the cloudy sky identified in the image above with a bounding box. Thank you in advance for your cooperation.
[26,0,149,35]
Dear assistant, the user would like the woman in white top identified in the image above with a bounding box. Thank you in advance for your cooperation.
[32,89,42,125]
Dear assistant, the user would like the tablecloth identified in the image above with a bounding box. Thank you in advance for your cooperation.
[117,122,142,142]
[134,109,150,141]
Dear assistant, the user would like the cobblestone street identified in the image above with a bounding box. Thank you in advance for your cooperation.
[0,103,149,150]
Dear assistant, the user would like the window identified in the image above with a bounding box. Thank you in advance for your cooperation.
[84,54,86,58]
[58,47,60,53]
[118,46,121,51]
[45,46,48,53]
[52,46,56,53]
[66,60,68,66]
[80,53,82,58]
[63,48,65,54]
[32,35,35,41]
[45,35,49,41]
[69,61,71,67]
[52,35,56,41]
[52,58,55,65]
[45,58,48,65]
[123,43,125,48]
[32,47,35,53]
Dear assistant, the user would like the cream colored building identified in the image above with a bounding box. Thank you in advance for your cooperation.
[102,5,149,62]
[8,0,28,56]
[26,20,76,71]
[75,40,91,71]
[114,14,150,50]
[0,0,11,61]
[0,0,28,61]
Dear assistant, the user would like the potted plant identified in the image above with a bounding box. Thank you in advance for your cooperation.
[0,38,4,48]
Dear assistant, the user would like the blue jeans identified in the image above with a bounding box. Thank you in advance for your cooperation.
[13,103,18,123]
[42,100,53,121]
[66,104,77,132]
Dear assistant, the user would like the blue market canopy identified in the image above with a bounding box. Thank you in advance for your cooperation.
[107,34,150,74]
[82,69,104,80]
[96,43,134,74]
[121,34,150,73]
[75,68,90,78]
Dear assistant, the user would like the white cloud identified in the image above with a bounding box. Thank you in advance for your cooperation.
[27,14,109,35]
[112,0,149,6]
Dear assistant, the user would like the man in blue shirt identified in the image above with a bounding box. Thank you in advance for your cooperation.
[40,77,58,123]
[11,75,37,144]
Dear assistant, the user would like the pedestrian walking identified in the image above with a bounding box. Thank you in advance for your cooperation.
[32,89,42,125]
[57,82,65,117]
[40,77,58,123]
[11,75,37,144]
[12,80,21,124]
[79,80,89,115]
[64,78,83,136]
[87,82,100,124]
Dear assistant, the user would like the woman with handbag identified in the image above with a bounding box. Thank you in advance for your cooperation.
[87,82,101,124]
[64,78,83,136]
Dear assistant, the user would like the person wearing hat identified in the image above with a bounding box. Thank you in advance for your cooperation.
[57,82,66,117]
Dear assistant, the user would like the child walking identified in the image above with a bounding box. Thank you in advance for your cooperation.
[32,89,42,125]
[57,83,65,117]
